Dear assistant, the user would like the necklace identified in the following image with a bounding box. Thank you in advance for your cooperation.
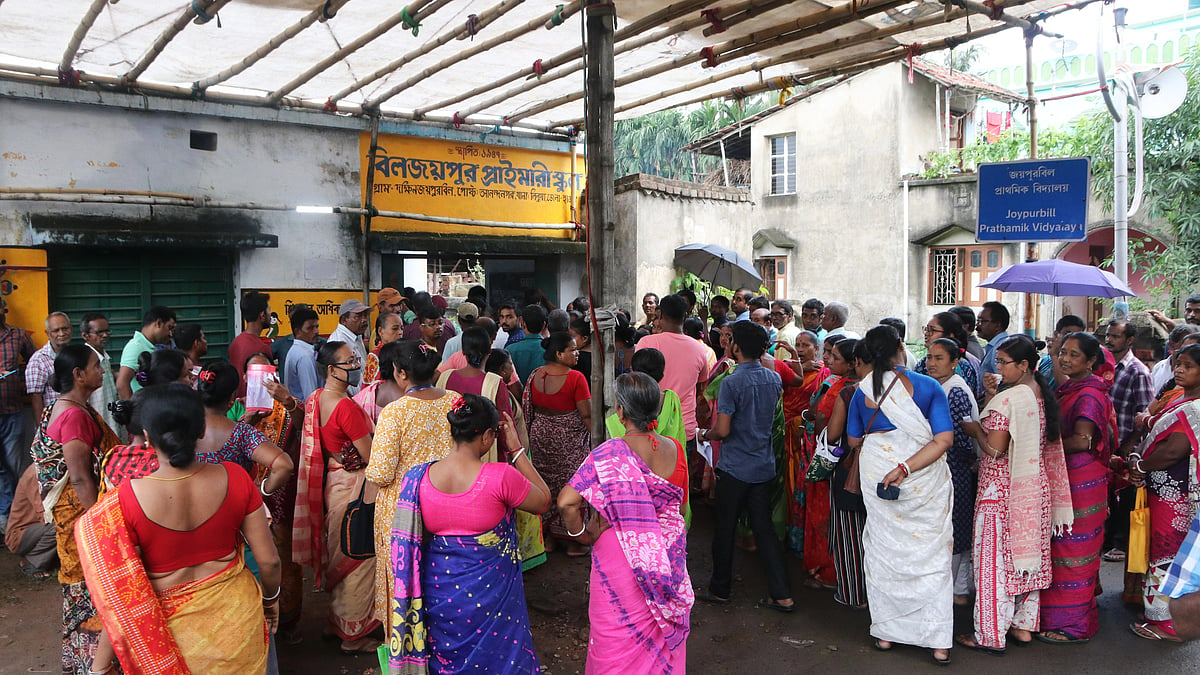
[625,432,659,451]
[57,397,88,407]
[407,383,435,394]
[144,468,204,481]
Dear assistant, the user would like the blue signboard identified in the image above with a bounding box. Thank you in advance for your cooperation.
[976,157,1090,242]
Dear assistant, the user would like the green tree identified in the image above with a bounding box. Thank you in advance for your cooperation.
[614,95,773,181]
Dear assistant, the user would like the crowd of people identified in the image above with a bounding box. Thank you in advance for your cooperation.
[3,285,1200,673]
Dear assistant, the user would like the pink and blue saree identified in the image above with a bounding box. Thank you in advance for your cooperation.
[569,438,693,674]
[388,462,539,674]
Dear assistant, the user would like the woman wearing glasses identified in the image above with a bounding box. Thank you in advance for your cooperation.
[915,311,985,403]
[292,341,381,654]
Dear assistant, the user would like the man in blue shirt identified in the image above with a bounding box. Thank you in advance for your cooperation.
[508,304,548,384]
[978,301,1010,375]
[698,321,794,611]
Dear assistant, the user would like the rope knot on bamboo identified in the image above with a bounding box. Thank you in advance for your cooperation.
[452,112,464,129]
[700,9,726,34]
[57,67,80,87]
[465,14,479,40]
[191,81,206,99]
[550,4,566,26]
[700,47,719,69]
[532,59,545,79]
[906,42,924,83]
[400,6,421,36]
[320,0,337,21]
[323,98,338,113]
[982,0,1004,20]
[190,0,215,24]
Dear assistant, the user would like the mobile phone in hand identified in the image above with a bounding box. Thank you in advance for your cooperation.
[877,482,900,500]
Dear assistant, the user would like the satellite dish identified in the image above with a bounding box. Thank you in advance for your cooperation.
[1137,66,1188,119]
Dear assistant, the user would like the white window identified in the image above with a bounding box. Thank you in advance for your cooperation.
[769,135,796,195]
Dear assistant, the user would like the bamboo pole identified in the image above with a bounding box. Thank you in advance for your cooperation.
[0,187,195,200]
[192,0,355,91]
[122,0,234,85]
[267,0,454,103]
[412,0,719,119]
[59,0,110,72]
[363,114,380,304]
[506,0,910,123]
[328,0,526,107]
[702,0,797,37]
[584,2,617,445]
[364,2,581,110]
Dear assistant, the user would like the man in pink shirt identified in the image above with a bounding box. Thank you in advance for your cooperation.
[636,293,709,488]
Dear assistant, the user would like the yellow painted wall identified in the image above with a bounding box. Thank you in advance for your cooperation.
[249,289,385,338]
[360,134,585,238]
[0,248,50,347]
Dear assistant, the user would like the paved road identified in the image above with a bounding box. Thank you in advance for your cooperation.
[3,498,1198,673]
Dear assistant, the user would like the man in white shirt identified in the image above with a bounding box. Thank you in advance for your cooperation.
[284,307,323,401]
[440,302,480,364]
[330,299,370,395]
[821,301,860,339]
[1151,325,1200,395]
[80,313,122,440]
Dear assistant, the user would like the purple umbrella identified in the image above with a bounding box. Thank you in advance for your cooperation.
[978,259,1136,298]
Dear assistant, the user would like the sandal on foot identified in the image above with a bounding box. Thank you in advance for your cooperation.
[1035,630,1090,645]
[1007,629,1033,646]
[872,639,893,652]
[697,590,730,605]
[756,597,795,614]
[931,649,952,666]
[955,634,1005,656]
[339,639,380,655]
[1130,621,1184,643]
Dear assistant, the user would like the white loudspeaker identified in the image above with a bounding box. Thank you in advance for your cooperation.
[1137,66,1188,119]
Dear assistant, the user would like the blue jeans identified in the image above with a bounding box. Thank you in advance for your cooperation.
[0,412,25,516]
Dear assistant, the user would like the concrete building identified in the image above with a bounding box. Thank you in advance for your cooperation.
[0,81,585,356]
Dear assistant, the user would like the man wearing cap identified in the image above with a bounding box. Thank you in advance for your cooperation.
[377,287,413,325]
[331,299,371,395]
[440,302,479,364]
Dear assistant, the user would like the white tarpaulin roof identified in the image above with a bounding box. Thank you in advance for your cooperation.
[0,0,1081,136]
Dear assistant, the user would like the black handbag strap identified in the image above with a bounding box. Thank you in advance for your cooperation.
[864,373,903,436]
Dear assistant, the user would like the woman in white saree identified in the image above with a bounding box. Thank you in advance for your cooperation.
[846,326,955,665]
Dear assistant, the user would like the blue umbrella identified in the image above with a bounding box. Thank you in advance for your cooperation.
[978,259,1137,298]
[673,243,763,291]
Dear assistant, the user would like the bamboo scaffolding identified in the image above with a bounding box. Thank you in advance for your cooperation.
[363,2,581,110]
[191,0,356,91]
[551,0,1043,127]
[59,0,111,72]
[601,9,970,120]
[327,0,526,107]
[266,0,453,104]
[439,0,796,121]
[411,0,725,119]
[702,0,799,37]
[122,0,234,85]
[506,0,909,124]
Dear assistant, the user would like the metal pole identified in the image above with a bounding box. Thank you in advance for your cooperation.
[1023,30,1039,337]
[1113,98,1130,319]
[719,139,730,187]
[585,2,616,444]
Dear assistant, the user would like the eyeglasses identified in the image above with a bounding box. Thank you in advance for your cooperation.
[769,311,788,317]
[334,356,362,367]
[995,358,1016,367]
[922,325,943,335]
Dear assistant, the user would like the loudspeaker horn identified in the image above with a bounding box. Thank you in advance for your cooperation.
[1136,66,1187,119]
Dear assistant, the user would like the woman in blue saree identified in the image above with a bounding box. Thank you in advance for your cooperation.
[388,393,551,673]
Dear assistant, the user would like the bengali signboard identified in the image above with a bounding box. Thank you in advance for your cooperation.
[249,289,379,338]
[976,157,1090,242]
[360,133,585,238]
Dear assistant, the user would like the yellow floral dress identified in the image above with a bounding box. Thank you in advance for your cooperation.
[365,392,457,624]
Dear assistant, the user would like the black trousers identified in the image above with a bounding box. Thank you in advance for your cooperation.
[1104,484,1135,551]
[709,469,792,601]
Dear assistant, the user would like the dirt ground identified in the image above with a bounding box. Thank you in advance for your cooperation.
[3,500,1200,674]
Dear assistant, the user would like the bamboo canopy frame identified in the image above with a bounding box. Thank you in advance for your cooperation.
[0,0,1096,137]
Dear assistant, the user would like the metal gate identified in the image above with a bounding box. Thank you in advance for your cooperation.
[49,248,235,360]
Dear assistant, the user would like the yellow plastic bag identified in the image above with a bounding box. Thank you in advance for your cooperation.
[1127,487,1150,574]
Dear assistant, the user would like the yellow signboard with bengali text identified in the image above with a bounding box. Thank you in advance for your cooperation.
[360,133,584,239]
[0,248,50,348]
[250,289,382,339]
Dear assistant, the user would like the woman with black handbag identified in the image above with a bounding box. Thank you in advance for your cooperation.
[292,341,380,655]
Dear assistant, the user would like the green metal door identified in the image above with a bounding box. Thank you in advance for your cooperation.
[49,248,235,360]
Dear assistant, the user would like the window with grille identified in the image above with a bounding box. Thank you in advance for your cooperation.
[929,248,958,305]
[769,135,796,195]
[927,244,1003,306]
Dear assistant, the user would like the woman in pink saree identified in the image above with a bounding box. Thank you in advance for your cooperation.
[559,372,693,674]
